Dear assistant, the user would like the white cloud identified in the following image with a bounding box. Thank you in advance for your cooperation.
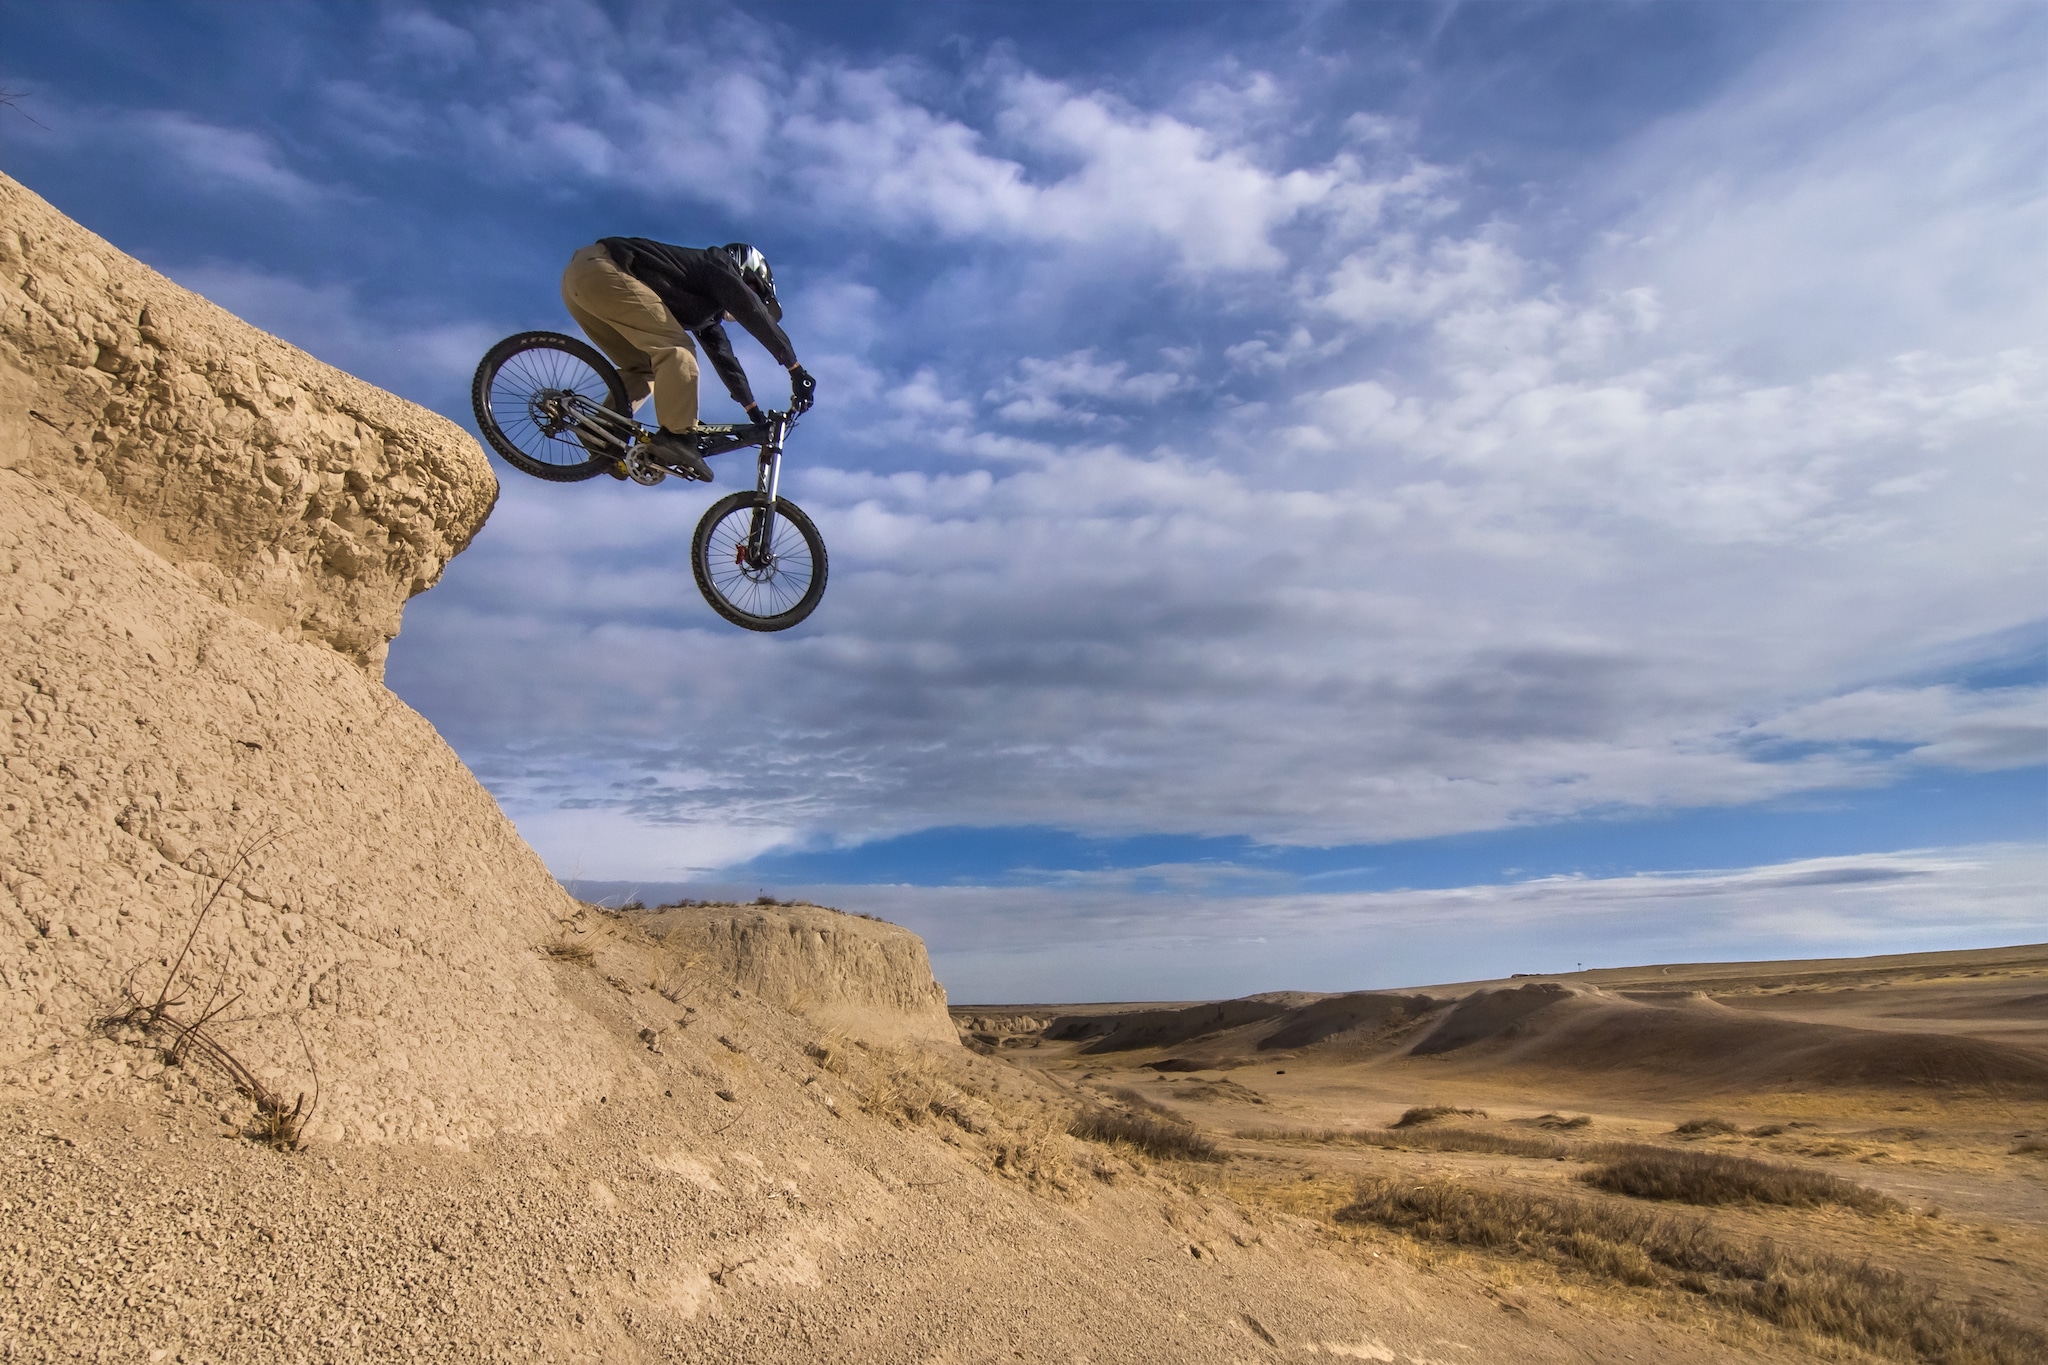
[355,11,1446,277]
[1749,686,2048,772]
[137,112,328,205]
[1583,3,2048,374]
[83,0,2018,864]
[1316,229,1522,327]
[987,349,1187,424]
[796,844,2048,999]
[10,100,332,206]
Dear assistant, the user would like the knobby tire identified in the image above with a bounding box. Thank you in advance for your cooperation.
[691,493,829,632]
[471,331,628,483]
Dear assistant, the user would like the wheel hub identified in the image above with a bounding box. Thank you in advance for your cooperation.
[530,388,575,437]
[732,544,777,578]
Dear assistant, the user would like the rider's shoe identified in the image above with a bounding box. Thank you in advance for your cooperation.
[647,428,715,482]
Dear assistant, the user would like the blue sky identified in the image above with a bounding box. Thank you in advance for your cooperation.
[5,1,2042,1000]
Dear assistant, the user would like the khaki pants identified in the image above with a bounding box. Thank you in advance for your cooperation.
[560,244,699,431]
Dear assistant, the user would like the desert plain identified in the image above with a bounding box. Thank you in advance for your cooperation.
[959,941,2048,1362]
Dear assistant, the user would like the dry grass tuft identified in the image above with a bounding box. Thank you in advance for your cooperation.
[1391,1126,1567,1159]
[1532,1113,1593,1130]
[2009,1137,2047,1157]
[988,1118,1077,1192]
[1336,1176,2044,1364]
[1393,1105,1487,1128]
[1070,1106,1221,1162]
[1672,1116,1740,1138]
[541,936,595,965]
[857,1048,983,1135]
[1583,1147,1900,1214]
[1108,1086,1187,1121]
[806,1032,854,1075]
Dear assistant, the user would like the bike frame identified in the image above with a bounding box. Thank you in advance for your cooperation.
[549,393,792,569]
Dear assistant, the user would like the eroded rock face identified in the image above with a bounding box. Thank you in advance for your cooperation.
[0,179,621,1144]
[0,472,620,1143]
[0,172,495,679]
[638,904,956,1045]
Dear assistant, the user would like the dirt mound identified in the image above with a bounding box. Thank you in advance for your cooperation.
[1053,998,1297,1052]
[1931,991,2048,1020]
[6,905,1634,1364]
[1258,991,1441,1051]
[1408,981,1578,1056]
[1026,990,1448,1060]
[0,469,620,1143]
[1406,987,2048,1096]
[633,902,954,1044]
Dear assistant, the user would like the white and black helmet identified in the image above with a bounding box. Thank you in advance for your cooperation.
[722,243,780,322]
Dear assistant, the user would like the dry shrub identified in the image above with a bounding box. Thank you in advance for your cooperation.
[1232,1126,1360,1143]
[1533,1113,1593,1130]
[541,936,595,965]
[1393,1105,1486,1128]
[99,828,317,1150]
[1109,1086,1186,1121]
[858,1047,982,1133]
[806,1032,853,1075]
[1393,1126,1567,1159]
[1584,1147,1899,1215]
[989,1118,1076,1192]
[1337,1177,2045,1364]
[1672,1117,1740,1138]
[1069,1106,1221,1162]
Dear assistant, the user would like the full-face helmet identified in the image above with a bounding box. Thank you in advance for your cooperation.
[722,243,780,322]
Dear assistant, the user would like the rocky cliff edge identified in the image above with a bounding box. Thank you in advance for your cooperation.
[0,172,494,678]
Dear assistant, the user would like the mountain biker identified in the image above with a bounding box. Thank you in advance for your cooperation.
[560,238,818,481]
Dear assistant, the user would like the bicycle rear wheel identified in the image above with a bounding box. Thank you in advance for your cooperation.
[691,493,829,632]
[472,331,629,483]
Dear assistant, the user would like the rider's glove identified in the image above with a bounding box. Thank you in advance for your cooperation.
[745,404,767,426]
[789,365,816,414]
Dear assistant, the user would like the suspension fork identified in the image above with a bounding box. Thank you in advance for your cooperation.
[746,417,787,568]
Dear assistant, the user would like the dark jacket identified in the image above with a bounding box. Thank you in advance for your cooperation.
[600,237,796,411]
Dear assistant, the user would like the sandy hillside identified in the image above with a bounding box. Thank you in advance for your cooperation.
[4,174,1754,1363]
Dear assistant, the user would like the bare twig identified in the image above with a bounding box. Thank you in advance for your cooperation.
[147,827,281,1024]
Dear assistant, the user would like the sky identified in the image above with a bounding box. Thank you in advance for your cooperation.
[3,0,2042,1002]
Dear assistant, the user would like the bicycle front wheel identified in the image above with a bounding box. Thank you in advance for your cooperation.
[471,331,628,483]
[691,493,829,632]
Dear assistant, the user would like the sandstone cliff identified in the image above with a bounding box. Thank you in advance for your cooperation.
[640,902,954,1044]
[0,172,493,678]
[0,174,611,1143]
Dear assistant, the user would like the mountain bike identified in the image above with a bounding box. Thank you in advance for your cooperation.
[470,331,827,632]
